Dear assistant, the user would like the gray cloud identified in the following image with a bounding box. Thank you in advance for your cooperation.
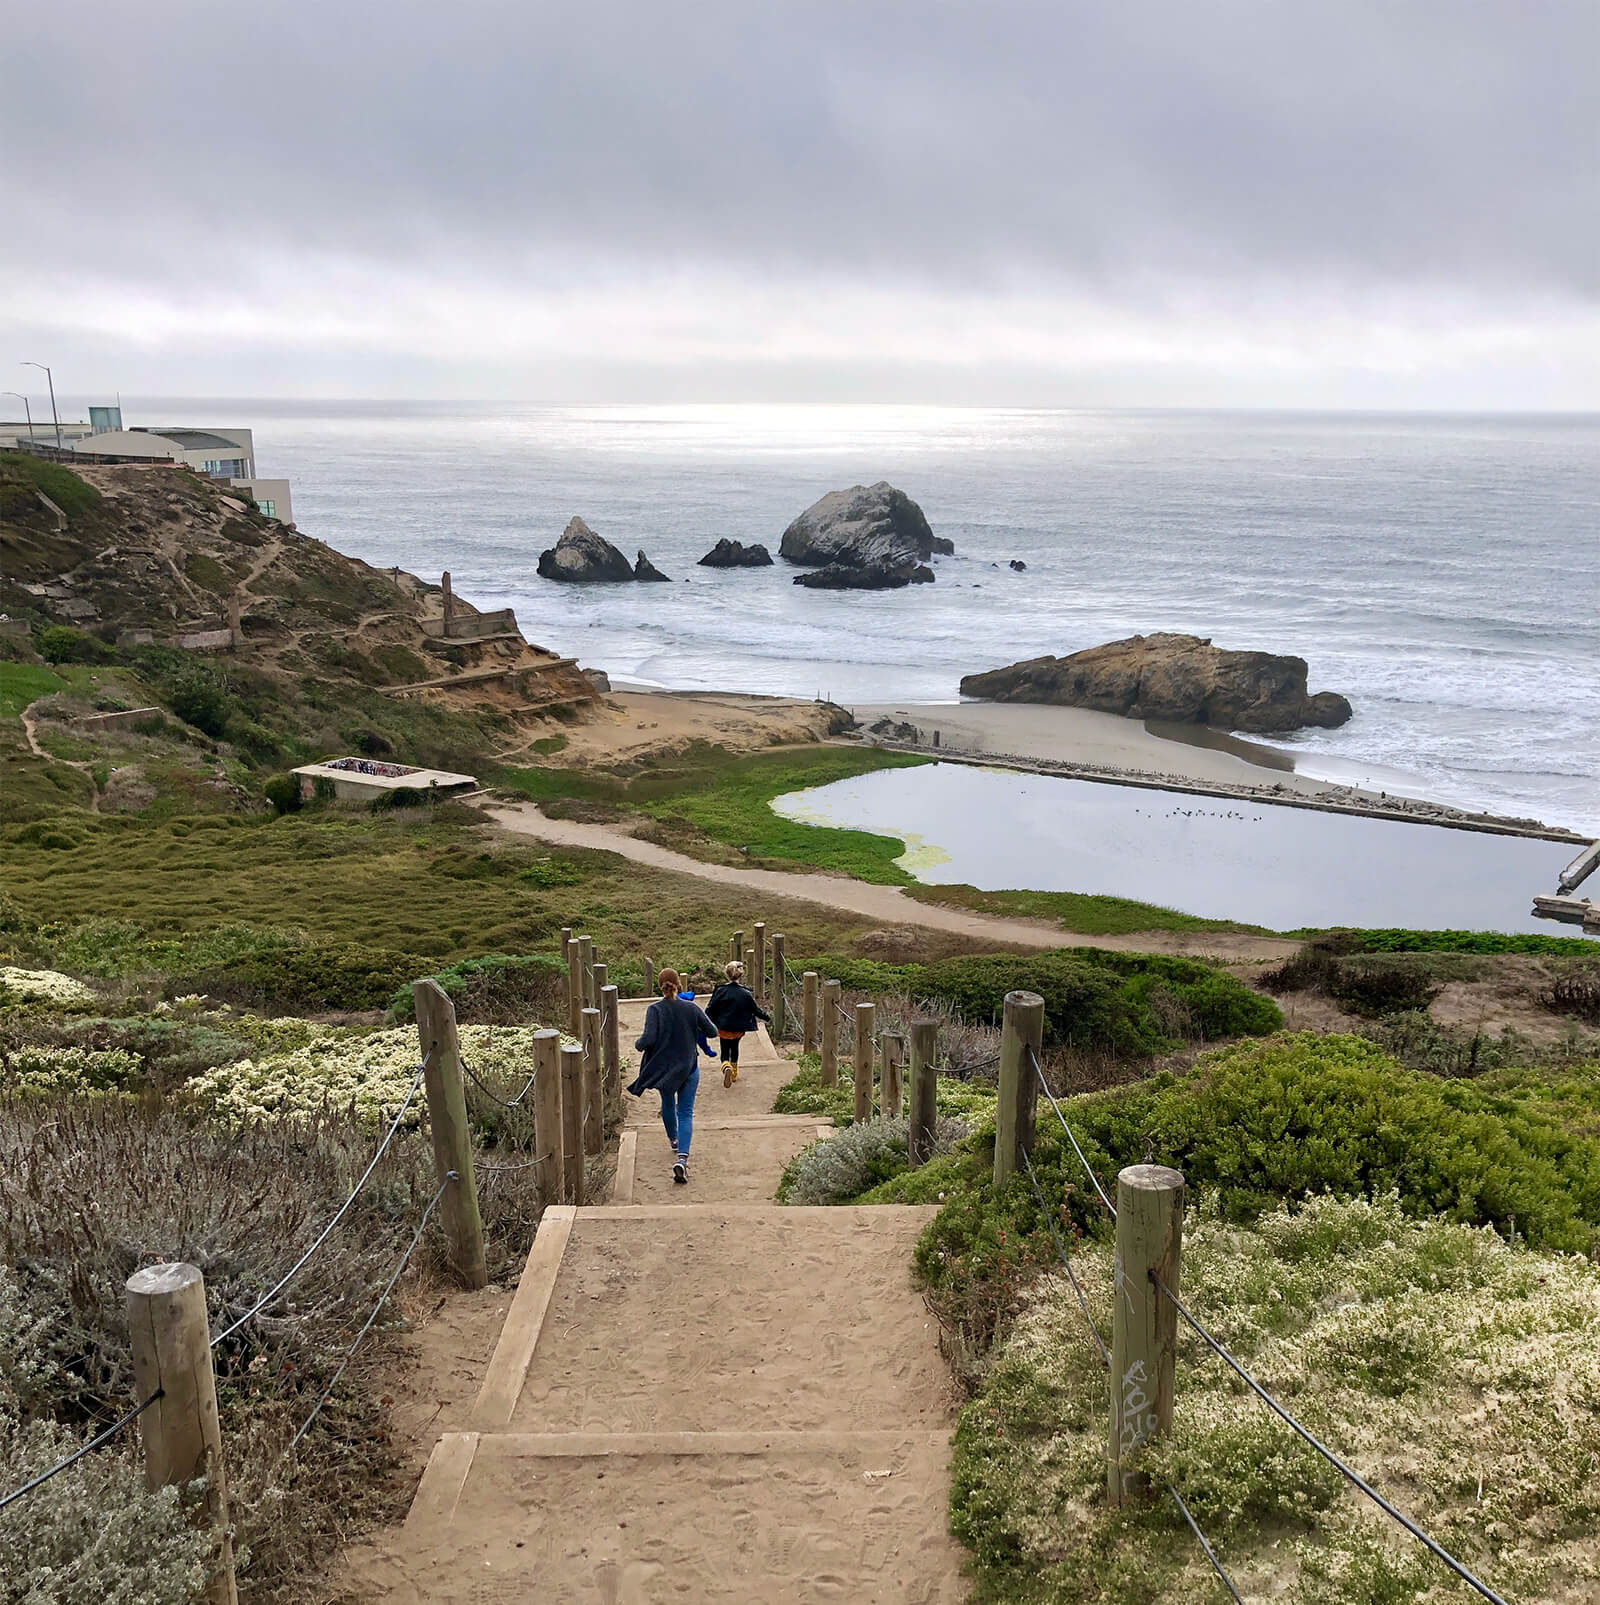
[3,1,1596,400]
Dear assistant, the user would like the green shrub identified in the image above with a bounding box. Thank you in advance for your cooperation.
[387,952,566,1025]
[804,949,1281,1057]
[35,625,115,665]
[1345,927,1598,956]
[187,940,428,1013]
[263,773,302,815]
[1067,1033,1600,1251]
[167,665,234,737]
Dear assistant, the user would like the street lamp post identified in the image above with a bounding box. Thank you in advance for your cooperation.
[2,392,33,441]
[20,362,62,451]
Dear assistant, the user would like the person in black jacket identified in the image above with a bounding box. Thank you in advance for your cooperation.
[629,968,717,1184]
[704,961,771,1088]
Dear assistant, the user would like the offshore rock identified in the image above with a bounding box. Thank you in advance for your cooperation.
[793,560,929,590]
[537,517,635,582]
[634,549,671,582]
[698,538,774,568]
[959,632,1353,733]
[779,482,949,568]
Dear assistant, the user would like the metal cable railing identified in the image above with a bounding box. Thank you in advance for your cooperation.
[0,1389,164,1513]
[286,1173,455,1453]
[1019,1044,1509,1605]
[210,1057,431,1348]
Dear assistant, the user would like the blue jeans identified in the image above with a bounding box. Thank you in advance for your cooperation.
[659,1067,699,1158]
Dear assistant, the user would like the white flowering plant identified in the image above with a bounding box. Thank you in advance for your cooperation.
[0,966,98,1011]
[1,1044,144,1094]
[186,1023,561,1127]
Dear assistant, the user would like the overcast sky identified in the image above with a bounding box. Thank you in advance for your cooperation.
[3,1,1596,406]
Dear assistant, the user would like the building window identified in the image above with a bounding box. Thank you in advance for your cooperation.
[202,458,247,478]
[258,500,276,518]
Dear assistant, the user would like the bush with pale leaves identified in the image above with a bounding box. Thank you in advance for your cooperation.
[0,967,97,1010]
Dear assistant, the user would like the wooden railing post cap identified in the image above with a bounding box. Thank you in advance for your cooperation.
[1118,1163,1185,1194]
[127,1261,202,1297]
[1005,988,1044,1008]
[533,1025,560,1038]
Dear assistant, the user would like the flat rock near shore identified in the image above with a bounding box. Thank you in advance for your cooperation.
[961,632,1353,734]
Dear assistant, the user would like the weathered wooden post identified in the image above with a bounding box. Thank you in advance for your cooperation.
[592,961,608,1015]
[730,929,743,967]
[643,955,655,996]
[560,925,573,956]
[578,934,595,1010]
[853,1002,875,1123]
[581,1006,603,1155]
[1108,1164,1185,1504]
[600,982,621,1092]
[560,1042,585,1204]
[411,978,488,1288]
[880,1031,906,1120]
[126,1264,237,1605]
[744,945,757,999]
[532,1028,562,1203]
[771,933,787,1040]
[821,977,841,1086]
[754,922,767,1004]
[993,989,1045,1190]
[802,971,819,1053]
[909,1017,938,1163]
[566,937,583,1035]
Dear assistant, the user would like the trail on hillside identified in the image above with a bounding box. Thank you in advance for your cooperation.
[488,801,1297,961]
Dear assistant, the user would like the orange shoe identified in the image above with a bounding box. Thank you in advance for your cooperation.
[723,1063,734,1089]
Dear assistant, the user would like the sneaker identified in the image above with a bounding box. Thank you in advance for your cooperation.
[673,1159,688,1185]
[723,1062,734,1088]
[731,1066,739,1083]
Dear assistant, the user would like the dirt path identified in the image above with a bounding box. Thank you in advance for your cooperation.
[488,800,1298,962]
[342,1002,966,1603]
[20,697,103,811]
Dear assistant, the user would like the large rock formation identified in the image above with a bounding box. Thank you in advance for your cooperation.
[779,482,951,572]
[634,549,670,582]
[699,538,774,568]
[959,633,1353,733]
[794,561,935,590]
[537,517,635,582]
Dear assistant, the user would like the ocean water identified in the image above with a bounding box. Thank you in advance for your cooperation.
[228,403,1599,834]
[774,763,1576,933]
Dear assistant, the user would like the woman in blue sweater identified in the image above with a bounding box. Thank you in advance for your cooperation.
[628,968,717,1185]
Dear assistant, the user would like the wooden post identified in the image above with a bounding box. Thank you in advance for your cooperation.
[821,978,841,1086]
[993,989,1045,1190]
[643,955,655,996]
[412,978,488,1288]
[577,935,595,1011]
[802,971,819,1053]
[581,1006,603,1155]
[744,945,757,1001]
[592,961,608,1015]
[600,983,621,1096]
[560,924,573,957]
[754,922,767,1004]
[880,1031,906,1120]
[1108,1164,1185,1504]
[730,929,743,966]
[853,1002,875,1123]
[909,1017,938,1163]
[560,1043,585,1205]
[771,933,786,1040]
[126,1264,237,1605]
[566,937,583,1035]
[532,1028,562,1203]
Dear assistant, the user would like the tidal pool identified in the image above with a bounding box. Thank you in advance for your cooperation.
[773,763,1580,933]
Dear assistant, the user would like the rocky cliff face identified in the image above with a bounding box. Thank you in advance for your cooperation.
[959,633,1353,733]
[779,482,950,570]
[537,517,636,582]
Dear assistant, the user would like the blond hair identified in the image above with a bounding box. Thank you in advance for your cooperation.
[724,960,745,982]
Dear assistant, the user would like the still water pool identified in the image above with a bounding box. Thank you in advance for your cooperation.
[772,763,1580,934]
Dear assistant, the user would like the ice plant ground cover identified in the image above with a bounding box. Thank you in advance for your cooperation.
[949,1193,1600,1604]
